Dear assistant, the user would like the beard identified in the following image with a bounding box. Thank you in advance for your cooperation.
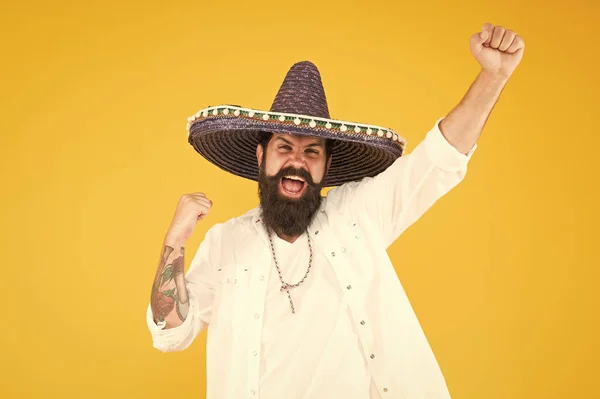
[258,164,324,237]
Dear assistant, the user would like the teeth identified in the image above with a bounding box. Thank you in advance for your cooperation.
[284,175,305,182]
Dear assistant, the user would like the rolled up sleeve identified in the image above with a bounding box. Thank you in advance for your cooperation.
[425,118,476,171]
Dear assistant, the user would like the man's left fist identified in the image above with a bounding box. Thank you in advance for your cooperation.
[470,23,525,78]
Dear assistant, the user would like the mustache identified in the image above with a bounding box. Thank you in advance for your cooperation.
[269,166,316,186]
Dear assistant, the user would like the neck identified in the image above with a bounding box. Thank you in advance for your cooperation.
[278,232,300,243]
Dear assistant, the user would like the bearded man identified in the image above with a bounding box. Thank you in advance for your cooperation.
[147,23,525,399]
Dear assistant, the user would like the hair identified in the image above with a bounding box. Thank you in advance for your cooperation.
[257,131,334,159]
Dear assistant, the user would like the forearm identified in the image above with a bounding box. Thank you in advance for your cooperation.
[150,236,190,329]
[439,69,510,154]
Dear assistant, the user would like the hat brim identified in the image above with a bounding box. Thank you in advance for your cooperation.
[187,106,406,187]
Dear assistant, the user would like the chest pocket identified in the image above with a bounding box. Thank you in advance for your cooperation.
[213,263,251,330]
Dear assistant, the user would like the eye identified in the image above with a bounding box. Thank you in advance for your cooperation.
[305,148,320,156]
[279,145,292,151]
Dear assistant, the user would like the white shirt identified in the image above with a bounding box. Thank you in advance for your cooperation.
[259,234,373,399]
[146,119,476,399]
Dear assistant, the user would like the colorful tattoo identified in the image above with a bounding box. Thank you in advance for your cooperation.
[151,245,189,323]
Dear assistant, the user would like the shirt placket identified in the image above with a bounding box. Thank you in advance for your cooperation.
[325,231,395,399]
[244,218,274,398]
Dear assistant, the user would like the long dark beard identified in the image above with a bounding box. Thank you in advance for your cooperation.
[258,164,324,237]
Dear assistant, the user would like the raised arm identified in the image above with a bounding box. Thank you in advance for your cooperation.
[440,23,525,154]
[150,192,213,329]
[326,23,524,247]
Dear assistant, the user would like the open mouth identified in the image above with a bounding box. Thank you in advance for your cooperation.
[279,175,307,198]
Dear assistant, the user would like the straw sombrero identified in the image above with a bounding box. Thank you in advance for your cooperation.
[186,61,406,187]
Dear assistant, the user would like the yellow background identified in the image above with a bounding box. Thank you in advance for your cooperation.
[2,0,598,397]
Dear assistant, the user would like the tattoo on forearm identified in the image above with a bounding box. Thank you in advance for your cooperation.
[151,245,189,323]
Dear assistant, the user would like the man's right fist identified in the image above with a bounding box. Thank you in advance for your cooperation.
[166,193,213,242]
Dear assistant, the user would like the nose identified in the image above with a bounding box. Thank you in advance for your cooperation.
[286,149,307,169]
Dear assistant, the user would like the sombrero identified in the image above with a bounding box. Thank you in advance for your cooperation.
[186,61,406,187]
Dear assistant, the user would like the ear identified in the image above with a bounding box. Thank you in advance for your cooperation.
[256,143,264,167]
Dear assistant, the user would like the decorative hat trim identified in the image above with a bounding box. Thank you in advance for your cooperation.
[187,105,406,148]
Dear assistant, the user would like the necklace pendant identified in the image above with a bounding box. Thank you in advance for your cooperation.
[266,227,313,314]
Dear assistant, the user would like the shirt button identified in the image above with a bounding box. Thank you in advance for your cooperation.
[254,313,260,319]
[259,275,265,281]
[341,247,346,253]
[253,350,258,356]
[347,285,352,290]
[370,354,375,359]
[251,389,256,395]
[383,388,388,393]
[360,320,365,325]
[355,235,359,239]
[331,252,336,257]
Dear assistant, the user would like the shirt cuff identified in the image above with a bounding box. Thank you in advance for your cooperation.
[145,299,197,352]
[424,118,477,172]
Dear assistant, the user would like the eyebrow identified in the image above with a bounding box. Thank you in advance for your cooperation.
[274,136,324,148]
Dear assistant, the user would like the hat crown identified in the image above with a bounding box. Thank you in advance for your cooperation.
[269,61,331,119]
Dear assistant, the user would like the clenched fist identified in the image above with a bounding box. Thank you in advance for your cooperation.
[166,192,213,243]
[471,23,525,78]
